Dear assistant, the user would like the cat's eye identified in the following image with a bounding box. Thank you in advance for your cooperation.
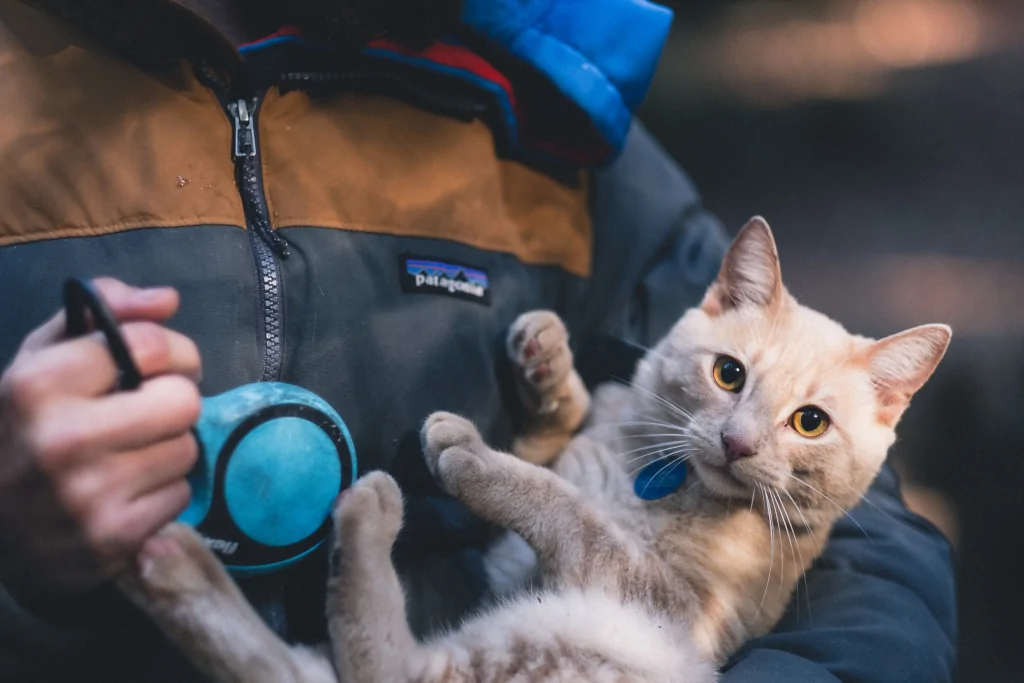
[790,406,830,438]
[712,355,746,393]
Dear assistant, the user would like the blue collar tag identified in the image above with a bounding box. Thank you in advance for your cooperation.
[634,461,688,500]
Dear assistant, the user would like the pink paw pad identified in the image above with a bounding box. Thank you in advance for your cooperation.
[530,364,550,382]
[523,338,540,360]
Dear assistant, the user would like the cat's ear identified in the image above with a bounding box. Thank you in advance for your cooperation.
[701,217,783,316]
[864,324,952,424]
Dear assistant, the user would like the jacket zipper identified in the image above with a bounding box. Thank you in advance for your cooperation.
[206,64,488,386]
[228,95,287,382]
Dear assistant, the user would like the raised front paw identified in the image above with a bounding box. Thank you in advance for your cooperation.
[117,523,232,607]
[420,412,499,495]
[333,471,404,551]
[507,311,573,413]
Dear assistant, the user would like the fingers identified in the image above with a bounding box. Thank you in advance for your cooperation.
[4,323,202,408]
[119,481,193,551]
[43,434,196,577]
[20,278,180,353]
[0,278,200,593]
[59,429,198,507]
[75,479,192,584]
[71,475,193,560]
[29,375,202,468]
[115,433,199,501]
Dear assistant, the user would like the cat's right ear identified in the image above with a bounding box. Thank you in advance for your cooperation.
[863,323,952,426]
[701,217,783,316]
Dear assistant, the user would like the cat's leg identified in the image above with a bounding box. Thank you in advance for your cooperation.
[506,311,590,466]
[422,412,641,591]
[117,525,336,683]
[327,472,424,683]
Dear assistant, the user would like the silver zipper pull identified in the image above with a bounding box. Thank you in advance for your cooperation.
[228,98,256,158]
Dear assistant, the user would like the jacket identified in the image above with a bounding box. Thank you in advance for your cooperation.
[0,1,956,681]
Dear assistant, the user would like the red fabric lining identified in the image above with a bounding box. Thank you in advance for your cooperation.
[237,27,608,166]
[238,24,304,51]
[366,38,518,110]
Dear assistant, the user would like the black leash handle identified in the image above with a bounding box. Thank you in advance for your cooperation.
[62,278,143,391]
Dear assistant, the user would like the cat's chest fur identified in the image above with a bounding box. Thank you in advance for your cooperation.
[567,421,820,662]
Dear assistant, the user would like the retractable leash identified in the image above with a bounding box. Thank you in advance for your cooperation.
[62,278,358,575]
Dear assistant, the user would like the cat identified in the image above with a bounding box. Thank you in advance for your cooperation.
[117,217,951,683]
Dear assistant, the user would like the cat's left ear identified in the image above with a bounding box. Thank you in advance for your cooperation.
[864,324,952,424]
[701,217,783,316]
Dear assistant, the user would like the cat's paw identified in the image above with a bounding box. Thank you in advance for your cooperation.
[421,411,485,475]
[421,412,500,495]
[333,472,404,549]
[117,523,231,607]
[507,311,573,413]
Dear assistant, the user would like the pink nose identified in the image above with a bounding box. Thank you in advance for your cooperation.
[721,433,755,462]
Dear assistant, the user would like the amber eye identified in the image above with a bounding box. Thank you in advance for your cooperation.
[791,406,830,438]
[712,356,746,393]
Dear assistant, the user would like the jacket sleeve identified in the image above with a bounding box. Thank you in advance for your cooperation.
[588,123,957,682]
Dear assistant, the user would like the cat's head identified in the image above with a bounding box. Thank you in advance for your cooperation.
[633,218,950,521]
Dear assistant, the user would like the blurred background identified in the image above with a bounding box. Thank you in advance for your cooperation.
[640,1,1024,680]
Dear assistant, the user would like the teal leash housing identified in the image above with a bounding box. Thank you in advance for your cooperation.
[63,278,358,575]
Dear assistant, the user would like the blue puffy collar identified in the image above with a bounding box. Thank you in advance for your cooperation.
[462,0,673,160]
[239,1,674,166]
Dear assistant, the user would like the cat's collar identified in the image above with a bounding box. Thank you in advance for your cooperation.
[634,460,688,500]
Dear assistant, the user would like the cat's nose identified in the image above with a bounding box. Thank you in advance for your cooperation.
[721,433,755,462]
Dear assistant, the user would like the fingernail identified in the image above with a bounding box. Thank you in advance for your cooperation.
[135,287,175,302]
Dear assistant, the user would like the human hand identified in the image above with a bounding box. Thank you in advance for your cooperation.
[0,278,202,593]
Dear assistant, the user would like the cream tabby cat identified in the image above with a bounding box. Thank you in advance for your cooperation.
[118,218,951,683]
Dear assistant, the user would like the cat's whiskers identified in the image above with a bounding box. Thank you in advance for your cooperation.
[772,488,803,603]
[771,490,788,597]
[611,376,695,423]
[755,484,776,620]
[765,489,788,598]
[837,481,897,524]
[780,488,817,540]
[628,445,697,478]
[602,420,691,434]
[637,451,695,497]
[777,488,814,623]
[623,340,671,364]
[609,431,694,444]
[602,430,692,446]
[630,405,699,436]
[620,439,694,465]
[635,404,696,424]
[786,473,873,542]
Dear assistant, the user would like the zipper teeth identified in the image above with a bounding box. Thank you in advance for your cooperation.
[280,71,369,83]
[235,97,285,383]
[250,227,284,383]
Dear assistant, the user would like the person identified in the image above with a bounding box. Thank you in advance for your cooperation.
[0,1,955,681]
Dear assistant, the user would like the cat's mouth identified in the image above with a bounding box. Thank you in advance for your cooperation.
[693,459,752,496]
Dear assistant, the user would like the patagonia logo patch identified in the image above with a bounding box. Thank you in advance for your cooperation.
[399,255,491,305]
